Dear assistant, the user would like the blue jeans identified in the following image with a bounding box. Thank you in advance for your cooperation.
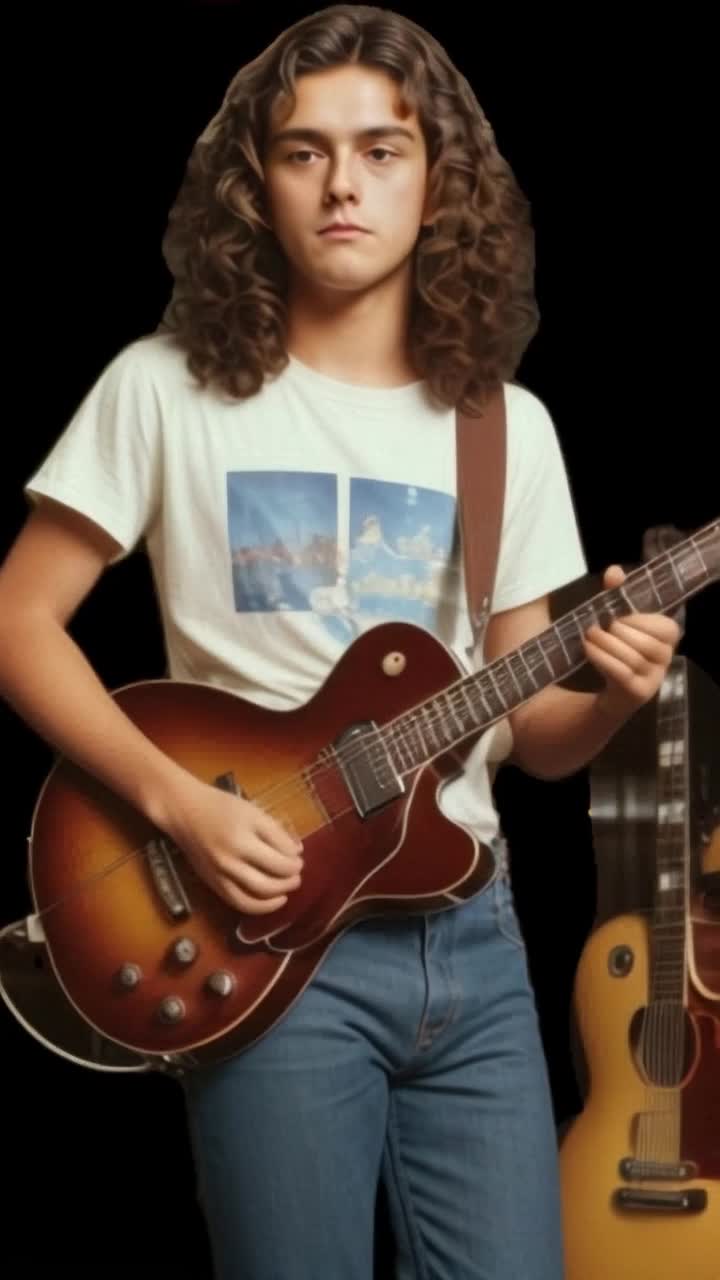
[182,838,564,1279]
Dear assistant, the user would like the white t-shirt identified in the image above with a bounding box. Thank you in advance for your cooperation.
[25,333,587,845]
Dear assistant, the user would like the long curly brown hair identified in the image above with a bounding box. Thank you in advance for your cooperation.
[160,5,539,413]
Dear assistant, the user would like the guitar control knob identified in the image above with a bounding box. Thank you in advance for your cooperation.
[117,963,142,989]
[171,937,198,965]
[158,996,186,1024]
[206,971,235,998]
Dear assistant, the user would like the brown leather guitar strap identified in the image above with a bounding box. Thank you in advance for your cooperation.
[455,387,507,650]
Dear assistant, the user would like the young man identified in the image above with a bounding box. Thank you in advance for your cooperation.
[0,7,680,1278]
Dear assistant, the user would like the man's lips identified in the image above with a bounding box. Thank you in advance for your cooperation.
[318,222,369,234]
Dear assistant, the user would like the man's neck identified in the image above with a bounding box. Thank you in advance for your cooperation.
[285,279,419,388]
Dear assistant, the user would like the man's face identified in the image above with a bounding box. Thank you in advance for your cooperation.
[263,64,430,302]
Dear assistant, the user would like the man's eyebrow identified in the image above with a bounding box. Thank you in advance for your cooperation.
[268,125,417,147]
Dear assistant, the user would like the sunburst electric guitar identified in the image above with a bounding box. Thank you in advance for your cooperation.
[560,655,720,1279]
[1,519,718,1075]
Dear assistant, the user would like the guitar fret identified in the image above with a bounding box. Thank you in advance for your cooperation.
[562,603,597,658]
[660,670,684,702]
[475,683,494,719]
[487,669,508,711]
[505,655,525,699]
[394,720,409,769]
[399,714,425,770]
[509,648,541,698]
[448,695,469,738]
[536,632,560,677]
[449,697,466,739]
[435,702,451,746]
[387,732,409,775]
[594,591,623,627]
[442,699,457,740]
[667,553,685,595]
[659,764,685,780]
[518,647,540,689]
[379,519,719,792]
[651,651,689,1000]
[657,802,684,827]
[565,610,586,645]
[430,699,442,744]
[690,534,709,575]
[460,685,479,727]
[644,563,664,608]
[422,705,441,753]
[555,623,571,663]
[629,575,659,612]
[681,540,709,585]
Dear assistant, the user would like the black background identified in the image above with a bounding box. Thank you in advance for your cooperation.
[1,4,717,1275]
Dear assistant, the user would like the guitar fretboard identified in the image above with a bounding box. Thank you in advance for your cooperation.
[384,519,719,776]
[650,664,689,1006]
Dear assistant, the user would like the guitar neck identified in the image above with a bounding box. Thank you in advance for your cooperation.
[384,517,720,775]
[650,659,690,1005]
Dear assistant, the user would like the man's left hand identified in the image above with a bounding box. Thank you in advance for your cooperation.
[583,564,682,719]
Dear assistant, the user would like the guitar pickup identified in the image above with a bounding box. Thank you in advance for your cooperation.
[334,721,404,819]
[619,1158,697,1181]
[145,772,243,919]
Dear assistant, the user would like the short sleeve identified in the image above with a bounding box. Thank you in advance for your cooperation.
[24,339,163,563]
[491,384,587,612]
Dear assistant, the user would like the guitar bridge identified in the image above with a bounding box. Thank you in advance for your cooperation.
[613,1187,707,1215]
[145,837,191,920]
[144,771,243,920]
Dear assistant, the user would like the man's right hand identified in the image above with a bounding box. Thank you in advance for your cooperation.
[163,779,304,914]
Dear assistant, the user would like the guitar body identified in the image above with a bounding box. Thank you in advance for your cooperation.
[3,521,718,1070]
[19,622,494,1067]
[561,913,720,1279]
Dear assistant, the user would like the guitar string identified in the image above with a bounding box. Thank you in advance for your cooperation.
[17,617,613,927]
[33,526,719,856]
[250,523,717,812]
[639,705,680,1168]
[24,535,716,921]
[219,522,719,816]
[24,530,717,929]
[198,527,718,820]
[637,682,688,1170]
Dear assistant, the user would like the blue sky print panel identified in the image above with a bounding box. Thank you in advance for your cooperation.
[227,471,337,612]
[349,479,456,627]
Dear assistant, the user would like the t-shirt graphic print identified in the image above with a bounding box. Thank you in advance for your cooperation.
[226,470,458,647]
